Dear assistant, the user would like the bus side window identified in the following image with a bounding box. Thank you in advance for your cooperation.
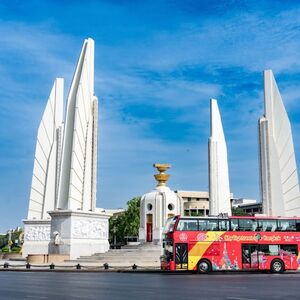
[177,219,199,231]
[259,244,270,255]
[238,219,255,231]
[188,220,198,231]
[269,245,279,255]
[288,220,296,231]
[259,244,279,255]
[278,220,296,231]
[177,220,185,231]
[219,220,230,231]
[198,220,206,231]
[296,221,300,232]
[231,219,239,231]
[207,220,218,231]
[258,220,277,232]
[252,221,258,231]
[280,244,298,255]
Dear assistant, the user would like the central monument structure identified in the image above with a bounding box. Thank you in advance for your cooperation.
[139,164,182,245]
[23,38,109,260]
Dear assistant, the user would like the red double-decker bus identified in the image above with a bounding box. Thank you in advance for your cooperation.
[161,215,300,273]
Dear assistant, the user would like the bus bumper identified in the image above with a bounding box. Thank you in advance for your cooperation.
[160,260,175,271]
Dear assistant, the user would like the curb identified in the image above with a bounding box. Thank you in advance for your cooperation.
[0,268,299,274]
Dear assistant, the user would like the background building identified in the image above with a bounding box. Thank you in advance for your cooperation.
[231,198,262,215]
[176,190,236,217]
[175,191,209,217]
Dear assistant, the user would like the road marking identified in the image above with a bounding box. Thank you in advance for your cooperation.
[25,296,47,299]
[226,297,259,300]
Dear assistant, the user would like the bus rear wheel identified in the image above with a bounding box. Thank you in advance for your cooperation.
[198,259,211,274]
[271,259,284,273]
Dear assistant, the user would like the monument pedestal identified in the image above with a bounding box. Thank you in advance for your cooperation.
[139,164,181,246]
[138,228,146,244]
[48,210,110,260]
[22,219,51,258]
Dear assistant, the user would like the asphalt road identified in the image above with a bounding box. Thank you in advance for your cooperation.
[0,271,299,300]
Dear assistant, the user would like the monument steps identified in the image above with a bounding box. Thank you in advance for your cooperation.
[67,244,161,267]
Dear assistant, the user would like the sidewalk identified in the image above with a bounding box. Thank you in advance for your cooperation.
[2,259,300,274]
[0,259,160,272]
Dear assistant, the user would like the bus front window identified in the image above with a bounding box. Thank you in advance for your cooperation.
[167,217,177,233]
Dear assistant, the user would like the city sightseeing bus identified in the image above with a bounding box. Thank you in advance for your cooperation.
[161,215,300,273]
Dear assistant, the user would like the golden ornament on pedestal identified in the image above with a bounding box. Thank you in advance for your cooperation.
[153,163,171,186]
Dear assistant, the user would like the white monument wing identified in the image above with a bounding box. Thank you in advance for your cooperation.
[259,70,300,216]
[28,78,64,219]
[58,38,97,211]
[208,99,231,216]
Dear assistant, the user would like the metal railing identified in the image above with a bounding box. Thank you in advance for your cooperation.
[0,262,161,271]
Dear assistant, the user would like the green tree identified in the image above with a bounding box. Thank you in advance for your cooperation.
[123,197,140,236]
[0,228,23,253]
[232,207,249,216]
[109,197,141,244]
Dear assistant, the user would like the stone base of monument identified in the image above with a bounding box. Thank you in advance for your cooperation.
[22,219,51,258]
[48,210,110,260]
[27,254,70,264]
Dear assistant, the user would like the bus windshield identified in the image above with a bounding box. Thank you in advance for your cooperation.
[163,216,177,233]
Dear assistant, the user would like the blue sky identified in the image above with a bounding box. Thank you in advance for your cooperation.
[1,0,300,232]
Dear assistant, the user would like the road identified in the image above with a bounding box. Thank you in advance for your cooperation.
[0,271,299,299]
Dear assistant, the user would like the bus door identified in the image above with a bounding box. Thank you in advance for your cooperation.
[242,244,259,270]
[175,243,188,270]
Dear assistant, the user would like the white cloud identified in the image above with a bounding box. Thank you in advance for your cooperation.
[2,4,300,230]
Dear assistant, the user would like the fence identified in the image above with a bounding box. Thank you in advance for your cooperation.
[0,262,160,271]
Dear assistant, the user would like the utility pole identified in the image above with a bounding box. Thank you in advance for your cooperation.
[8,230,12,253]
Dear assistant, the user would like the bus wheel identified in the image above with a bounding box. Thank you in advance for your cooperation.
[198,259,211,274]
[271,259,284,273]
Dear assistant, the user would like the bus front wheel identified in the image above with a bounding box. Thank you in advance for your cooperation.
[271,259,284,273]
[198,259,211,274]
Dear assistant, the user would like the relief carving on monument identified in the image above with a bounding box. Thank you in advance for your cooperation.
[72,219,108,239]
[25,226,51,241]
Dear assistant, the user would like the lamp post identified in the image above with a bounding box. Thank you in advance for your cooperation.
[113,226,117,247]
[8,230,12,253]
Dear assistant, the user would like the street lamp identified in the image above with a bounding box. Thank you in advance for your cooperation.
[8,229,13,253]
[113,226,117,247]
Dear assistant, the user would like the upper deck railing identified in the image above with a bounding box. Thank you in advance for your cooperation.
[169,215,300,232]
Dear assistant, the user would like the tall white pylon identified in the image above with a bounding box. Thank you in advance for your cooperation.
[208,99,231,216]
[57,38,98,211]
[27,78,64,219]
[259,70,300,216]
